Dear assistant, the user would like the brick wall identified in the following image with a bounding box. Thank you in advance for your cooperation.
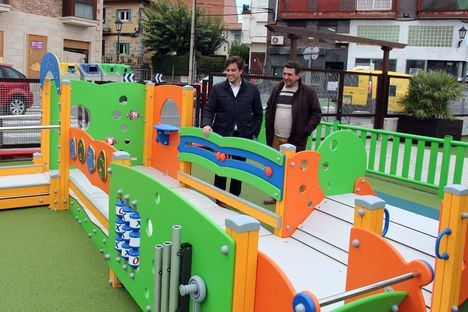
[10,0,62,17]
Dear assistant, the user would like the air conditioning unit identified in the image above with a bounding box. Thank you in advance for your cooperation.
[271,35,284,46]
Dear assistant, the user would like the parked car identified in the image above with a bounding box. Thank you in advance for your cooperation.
[0,64,33,115]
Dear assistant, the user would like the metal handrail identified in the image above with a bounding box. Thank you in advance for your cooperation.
[0,114,42,120]
[318,272,417,307]
[0,125,59,131]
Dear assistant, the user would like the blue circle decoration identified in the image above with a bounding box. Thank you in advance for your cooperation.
[70,138,77,160]
[86,145,96,173]
[39,52,61,94]
[292,292,317,312]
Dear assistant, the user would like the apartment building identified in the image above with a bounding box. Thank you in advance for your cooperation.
[266,0,468,79]
[0,0,103,78]
[102,0,150,66]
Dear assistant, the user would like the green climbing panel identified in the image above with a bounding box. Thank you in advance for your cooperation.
[49,81,61,170]
[108,163,235,311]
[70,80,146,165]
[317,130,367,196]
[333,291,407,312]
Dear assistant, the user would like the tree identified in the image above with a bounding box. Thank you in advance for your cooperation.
[143,0,225,56]
[229,42,250,63]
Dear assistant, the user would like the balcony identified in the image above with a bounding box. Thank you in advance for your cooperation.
[0,0,11,13]
[418,0,468,18]
[62,0,99,27]
[280,0,398,19]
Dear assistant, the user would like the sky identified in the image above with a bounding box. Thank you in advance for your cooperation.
[236,0,251,22]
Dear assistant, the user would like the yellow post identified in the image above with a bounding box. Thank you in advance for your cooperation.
[41,79,51,171]
[179,85,195,180]
[112,151,131,167]
[274,143,296,237]
[143,82,155,166]
[109,269,121,289]
[225,215,260,312]
[431,185,468,312]
[49,171,60,210]
[33,152,43,166]
[353,195,385,235]
[57,80,71,210]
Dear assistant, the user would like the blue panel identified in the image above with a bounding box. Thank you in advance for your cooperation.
[40,52,61,94]
[179,136,284,191]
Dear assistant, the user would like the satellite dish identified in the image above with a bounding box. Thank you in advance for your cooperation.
[303,46,320,61]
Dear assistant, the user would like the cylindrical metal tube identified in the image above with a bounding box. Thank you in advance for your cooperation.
[160,241,172,312]
[0,125,60,131]
[318,272,416,307]
[0,114,42,120]
[153,244,163,312]
[169,225,182,312]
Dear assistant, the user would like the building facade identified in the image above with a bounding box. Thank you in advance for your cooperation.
[241,0,269,74]
[0,0,103,78]
[266,0,468,78]
[102,0,150,66]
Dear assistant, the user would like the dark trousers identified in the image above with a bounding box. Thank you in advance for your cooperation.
[214,154,246,197]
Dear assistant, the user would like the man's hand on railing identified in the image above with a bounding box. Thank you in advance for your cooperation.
[202,125,212,136]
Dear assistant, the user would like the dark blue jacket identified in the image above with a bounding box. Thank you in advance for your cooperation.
[202,78,263,139]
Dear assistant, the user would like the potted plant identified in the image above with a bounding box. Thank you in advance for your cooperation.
[397,71,464,140]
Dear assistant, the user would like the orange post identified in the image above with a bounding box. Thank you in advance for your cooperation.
[179,85,194,180]
[143,82,155,166]
[57,80,71,210]
[226,215,260,312]
[353,195,385,235]
[431,185,468,312]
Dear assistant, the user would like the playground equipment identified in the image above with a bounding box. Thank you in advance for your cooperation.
[0,52,466,311]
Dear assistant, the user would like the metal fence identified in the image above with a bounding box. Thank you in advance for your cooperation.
[204,70,468,129]
[0,79,41,162]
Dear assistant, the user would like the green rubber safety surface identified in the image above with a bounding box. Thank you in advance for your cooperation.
[332,291,407,312]
[317,130,367,196]
[109,163,235,312]
[0,206,139,312]
[70,80,146,165]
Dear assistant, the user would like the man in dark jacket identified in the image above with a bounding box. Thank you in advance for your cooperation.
[201,56,263,207]
[264,61,322,204]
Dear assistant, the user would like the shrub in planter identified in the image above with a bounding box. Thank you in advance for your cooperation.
[397,71,463,140]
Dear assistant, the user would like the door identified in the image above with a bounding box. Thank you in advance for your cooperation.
[250,52,265,76]
[64,39,90,63]
[26,34,48,78]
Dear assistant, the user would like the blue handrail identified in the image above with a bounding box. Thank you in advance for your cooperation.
[435,228,452,260]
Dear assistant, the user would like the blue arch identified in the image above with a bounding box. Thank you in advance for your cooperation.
[40,52,61,94]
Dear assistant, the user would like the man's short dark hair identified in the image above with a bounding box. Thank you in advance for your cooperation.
[284,61,301,75]
[225,56,245,71]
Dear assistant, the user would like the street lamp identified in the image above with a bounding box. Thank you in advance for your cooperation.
[115,19,123,63]
[458,26,466,48]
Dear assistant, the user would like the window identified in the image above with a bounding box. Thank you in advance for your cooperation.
[75,1,94,19]
[421,0,466,10]
[103,7,106,24]
[357,0,393,10]
[408,26,453,47]
[234,32,241,43]
[318,22,337,43]
[344,74,359,87]
[355,58,397,71]
[117,9,131,22]
[117,43,130,55]
[357,25,399,42]
[356,58,371,68]
[1,66,26,78]
[406,60,425,75]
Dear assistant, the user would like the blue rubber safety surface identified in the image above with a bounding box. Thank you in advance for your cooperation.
[376,191,439,220]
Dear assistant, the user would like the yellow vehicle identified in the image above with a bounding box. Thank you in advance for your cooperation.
[342,69,411,113]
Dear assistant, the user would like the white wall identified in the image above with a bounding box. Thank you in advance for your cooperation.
[347,19,468,74]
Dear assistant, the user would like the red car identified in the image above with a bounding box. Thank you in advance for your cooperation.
[0,64,33,115]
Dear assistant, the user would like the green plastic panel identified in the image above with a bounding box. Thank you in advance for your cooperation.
[180,127,284,166]
[100,64,131,75]
[49,81,61,170]
[317,130,367,196]
[69,196,109,254]
[179,153,282,200]
[109,163,235,311]
[70,80,146,165]
[332,291,407,312]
